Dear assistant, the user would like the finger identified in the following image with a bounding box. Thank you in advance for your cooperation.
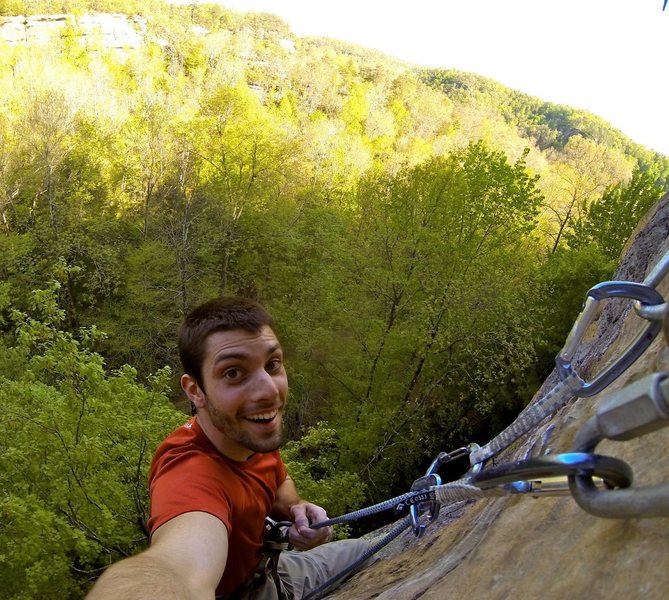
[314,525,332,543]
[304,505,328,525]
[290,504,311,535]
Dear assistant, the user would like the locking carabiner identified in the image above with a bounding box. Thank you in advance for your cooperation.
[556,281,664,398]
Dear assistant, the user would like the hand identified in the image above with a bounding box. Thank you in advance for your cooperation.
[287,502,333,551]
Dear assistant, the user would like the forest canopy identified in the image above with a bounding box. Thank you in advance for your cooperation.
[0,2,667,597]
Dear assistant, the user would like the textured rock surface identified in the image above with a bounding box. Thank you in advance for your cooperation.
[332,193,669,600]
[0,13,146,51]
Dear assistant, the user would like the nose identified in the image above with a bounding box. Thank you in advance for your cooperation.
[250,368,281,400]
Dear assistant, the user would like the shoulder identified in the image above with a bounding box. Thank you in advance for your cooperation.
[148,419,236,534]
[243,450,287,487]
[150,418,221,478]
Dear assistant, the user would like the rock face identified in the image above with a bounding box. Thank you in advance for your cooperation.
[0,13,147,51]
[332,193,669,600]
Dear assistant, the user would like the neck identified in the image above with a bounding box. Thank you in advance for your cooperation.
[195,413,254,462]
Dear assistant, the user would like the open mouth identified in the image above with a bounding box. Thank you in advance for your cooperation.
[243,409,279,424]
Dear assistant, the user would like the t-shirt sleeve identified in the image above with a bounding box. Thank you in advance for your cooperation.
[148,451,232,536]
[276,452,288,485]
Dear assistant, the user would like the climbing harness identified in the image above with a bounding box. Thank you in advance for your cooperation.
[299,247,669,599]
[260,517,292,596]
[217,518,292,600]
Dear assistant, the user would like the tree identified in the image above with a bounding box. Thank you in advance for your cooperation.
[270,142,545,498]
[0,284,184,598]
[196,83,303,294]
[0,112,22,233]
[567,166,665,260]
[540,137,633,252]
[119,96,175,239]
[19,89,76,237]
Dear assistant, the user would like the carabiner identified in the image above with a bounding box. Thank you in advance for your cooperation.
[569,374,669,518]
[409,446,474,536]
[499,475,611,496]
[467,453,633,492]
[640,247,669,289]
[556,281,664,398]
[633,301,668,322]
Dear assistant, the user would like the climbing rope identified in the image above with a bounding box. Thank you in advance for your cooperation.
[469,370,583,465]
[302,516,413,600]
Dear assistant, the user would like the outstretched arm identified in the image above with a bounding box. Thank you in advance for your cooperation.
[86,511,228,600]
[273,475,333,550]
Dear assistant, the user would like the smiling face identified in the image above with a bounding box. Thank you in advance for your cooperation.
[181,325,288,461]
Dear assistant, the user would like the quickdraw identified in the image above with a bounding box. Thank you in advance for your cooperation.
[299,247,669,600]
[406,445,475,536]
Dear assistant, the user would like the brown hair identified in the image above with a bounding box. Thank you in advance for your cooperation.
[178,296,277,388]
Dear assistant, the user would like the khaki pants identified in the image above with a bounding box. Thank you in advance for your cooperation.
[250,539,371,600]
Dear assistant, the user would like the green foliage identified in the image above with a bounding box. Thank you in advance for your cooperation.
[0,285,184,598]
[282,423,366,523]
[254,142,547,499]
[423,68,669,177]
[567,166,665,260]
[533,245,616,369]
[340,144,544,492]
[0,4,665,588]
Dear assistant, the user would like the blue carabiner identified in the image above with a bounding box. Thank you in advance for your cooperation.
[469,452,633,491]
[556,281,664,398]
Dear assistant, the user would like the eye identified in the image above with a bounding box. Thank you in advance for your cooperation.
[223,367,244,382]
[266,358,283,373]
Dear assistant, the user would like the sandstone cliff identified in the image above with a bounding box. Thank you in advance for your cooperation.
[332,193,669,600]
[0,13,147,52]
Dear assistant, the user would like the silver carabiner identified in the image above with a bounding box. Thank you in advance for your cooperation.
[409,446,474,536]
[633,301,668,322]
[634,249,669,322]
[556,281,664,398]
[569,373,669,518]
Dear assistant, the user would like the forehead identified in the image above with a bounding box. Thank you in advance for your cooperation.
[203,326,281,364]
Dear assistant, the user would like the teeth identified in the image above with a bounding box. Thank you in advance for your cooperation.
[246,410,278,421]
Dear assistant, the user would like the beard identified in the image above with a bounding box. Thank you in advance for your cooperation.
[205,395,283,454]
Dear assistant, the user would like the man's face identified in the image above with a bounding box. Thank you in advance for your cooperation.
[195,325,288,460]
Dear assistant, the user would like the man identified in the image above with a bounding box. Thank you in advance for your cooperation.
[88,297,369,599]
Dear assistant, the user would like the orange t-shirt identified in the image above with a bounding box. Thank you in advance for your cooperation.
[147,417,287,597]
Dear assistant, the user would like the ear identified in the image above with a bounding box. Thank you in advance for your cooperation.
[181,374,206,409]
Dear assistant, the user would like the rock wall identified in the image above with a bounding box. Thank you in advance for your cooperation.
[0,13,147,51]
[333,193,669,600]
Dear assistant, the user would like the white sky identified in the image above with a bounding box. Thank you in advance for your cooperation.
[214,0,669,156]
